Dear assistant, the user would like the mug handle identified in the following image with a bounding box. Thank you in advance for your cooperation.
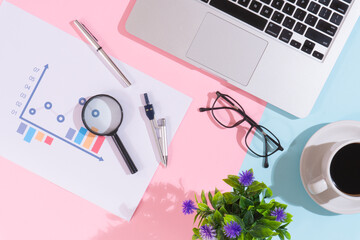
[307,176,328,195]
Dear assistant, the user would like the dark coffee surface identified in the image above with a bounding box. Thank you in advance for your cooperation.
[330,143,360,195]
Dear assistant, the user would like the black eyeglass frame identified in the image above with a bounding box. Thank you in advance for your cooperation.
[199,91,284,168]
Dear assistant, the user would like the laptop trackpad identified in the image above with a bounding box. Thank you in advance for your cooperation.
[186,13,268,86]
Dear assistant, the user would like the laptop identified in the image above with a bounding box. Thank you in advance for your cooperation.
[126,0,360,118]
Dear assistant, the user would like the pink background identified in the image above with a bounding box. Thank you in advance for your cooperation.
[0,0,266,239]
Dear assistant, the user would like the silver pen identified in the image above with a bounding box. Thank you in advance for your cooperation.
[73,20,131,87]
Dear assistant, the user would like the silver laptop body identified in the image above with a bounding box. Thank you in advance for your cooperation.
[126,0,360,118]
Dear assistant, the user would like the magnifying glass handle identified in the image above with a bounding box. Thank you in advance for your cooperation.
[112,134,138,174]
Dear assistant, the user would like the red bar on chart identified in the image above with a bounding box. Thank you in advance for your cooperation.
[44,136,53,145]
[91,136,105,154]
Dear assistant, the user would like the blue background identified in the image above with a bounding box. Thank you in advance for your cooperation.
[241,18,360,239]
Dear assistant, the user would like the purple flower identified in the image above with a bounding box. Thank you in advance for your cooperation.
[271,207,287,222]
[238,170,254,186]
[182,199,197,215]
[224,221,242,238]
[199,224,217,240]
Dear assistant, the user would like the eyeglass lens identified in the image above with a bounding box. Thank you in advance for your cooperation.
[212,95,245,128]
[245,125,281,157]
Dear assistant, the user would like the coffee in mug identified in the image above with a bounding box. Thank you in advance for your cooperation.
[308,139,360,200]
[330,143,360,196]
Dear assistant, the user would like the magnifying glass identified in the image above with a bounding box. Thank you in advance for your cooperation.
[81,94,138,174]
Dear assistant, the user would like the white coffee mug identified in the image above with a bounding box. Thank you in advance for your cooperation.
[307,139,360,200]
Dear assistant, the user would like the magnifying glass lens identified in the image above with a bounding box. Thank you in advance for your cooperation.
[81,94,138,174]
[82,95,122,135]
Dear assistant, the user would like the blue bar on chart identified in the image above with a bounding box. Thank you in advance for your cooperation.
[65,128,76,140]
[64,127,106,154]
[17,122,27,134]
[74,127,87,145]
[24,127,36,143]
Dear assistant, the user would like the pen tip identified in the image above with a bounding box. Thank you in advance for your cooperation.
[164,156,168,167]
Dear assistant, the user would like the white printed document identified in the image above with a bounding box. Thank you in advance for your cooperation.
[0,1,191,221]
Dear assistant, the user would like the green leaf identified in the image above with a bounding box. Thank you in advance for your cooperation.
[194,193,198,203]
[228,174,240,180]
[258,201,274,210]
[249,225,274,238]
[201,190,207,205]
[284,213,293,223]
[213,210,223,224]
[216,227,225,240]
[265,216,277,221]
[245,233,253,240]
[192,228,200,240]
[208,192,213,207]
[277,231,285,240]
[223,178,241,189]
[193,228,200,236]
[237,232,245,240]
[240,196,254,209]
[273,201,288,210]
[232,203,241,214]
[284,231,291,239]
[194,212,200,224]
[212,191,224,209]
[198,213,206,227]
[279,222,290,229]
[219,206,228,215]
[224,175,243,190]
[224,214,243,226]
[224,192,240,204]
[256,209,276,217]
[206,215,215,225]
[247,181,267,194]
[264,187,273,198]
[243,210,254,226]
[258,219,282,230]
[197,203,210,211]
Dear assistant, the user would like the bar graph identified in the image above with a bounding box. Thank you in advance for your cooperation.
[64,127,105,154]
[17,122,53,145]
[16,64,104,161]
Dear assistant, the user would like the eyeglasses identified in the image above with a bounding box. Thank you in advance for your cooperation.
[199,91,283,168]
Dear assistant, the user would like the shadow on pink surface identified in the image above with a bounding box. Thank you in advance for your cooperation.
[91,182,197,240]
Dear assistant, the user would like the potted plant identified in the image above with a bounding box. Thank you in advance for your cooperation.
[182,169,292,240]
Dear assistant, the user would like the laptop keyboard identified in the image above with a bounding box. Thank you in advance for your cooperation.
[199,0,352,61]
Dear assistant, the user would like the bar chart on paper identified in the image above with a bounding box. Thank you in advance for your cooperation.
[0,1,193,221]
[13,64,105,161]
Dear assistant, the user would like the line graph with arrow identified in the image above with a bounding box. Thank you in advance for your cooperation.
[16,64,104,161]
